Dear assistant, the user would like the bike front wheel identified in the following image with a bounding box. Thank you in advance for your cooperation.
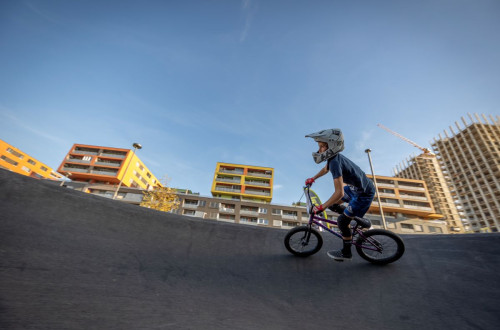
[355,229,405,265]
[284,226,323,257]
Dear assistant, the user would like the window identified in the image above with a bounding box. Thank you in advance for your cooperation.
[272,209,282,215]
[259,208,268,214]
[40,166,48,172]
[258,219,269,225]
[401,223,414,230]
[209,202,219,208]
[28,159,36,165]
[429,226,443,233]
[1,155,18,166]
[6,148,24,159]
[199,201,206,207]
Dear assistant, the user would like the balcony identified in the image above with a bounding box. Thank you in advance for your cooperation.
[245,180,270,187]
[282,214,298,220]
[215,186,242,193]
[216,177,241,184]
[403,205,432,211]
[66,158,91,164]
[100,152,126,159]
[377,183,395,188]
[246,172,272,178]
[91,169,118,176]
[379,202,401,208]
[72,150,98,156]
[62,167,90,173]
[240,209,259,216]
[400,195,428,201]
[219,207,235,214]
[245,190,271,196]
[94,161,121,167]
[219,168,244,175]
[398,185,425,192]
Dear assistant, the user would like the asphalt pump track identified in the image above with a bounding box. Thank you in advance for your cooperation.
[1,169,499,329]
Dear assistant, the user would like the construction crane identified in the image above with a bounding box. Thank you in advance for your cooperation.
[377,123,435,156]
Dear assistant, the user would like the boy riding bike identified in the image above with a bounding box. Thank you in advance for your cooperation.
[305,129,375,261]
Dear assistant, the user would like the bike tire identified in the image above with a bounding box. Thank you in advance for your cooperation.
[284,226,323,257]
[355,229,405,265]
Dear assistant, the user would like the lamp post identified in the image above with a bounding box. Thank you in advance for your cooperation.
[59,172,72,187]
[113,142,142,200]
[365,148,387,229]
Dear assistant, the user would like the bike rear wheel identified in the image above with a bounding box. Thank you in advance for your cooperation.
[284,226,323,257]
[355,229,405,265]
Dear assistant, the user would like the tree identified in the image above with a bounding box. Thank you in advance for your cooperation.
[140,179,180,212]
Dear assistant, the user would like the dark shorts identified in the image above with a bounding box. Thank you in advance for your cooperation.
[342,185,375,218]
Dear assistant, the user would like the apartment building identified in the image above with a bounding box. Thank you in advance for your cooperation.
[211,162,274,203]
[394,154,465,233]
[62,171,448,235]
[58,144,161,190]
[175,191,448,235]
[431,114,500,233]
[0,139,62,181]
[364,174,448,233]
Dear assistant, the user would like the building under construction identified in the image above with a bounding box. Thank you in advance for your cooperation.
[431,114,500,233]
[394,154,465,233]
[379,124,465,233]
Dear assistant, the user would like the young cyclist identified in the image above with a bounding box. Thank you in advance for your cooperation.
[305,129,375,261]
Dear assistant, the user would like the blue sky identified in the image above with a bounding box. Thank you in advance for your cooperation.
[1,0,499,205]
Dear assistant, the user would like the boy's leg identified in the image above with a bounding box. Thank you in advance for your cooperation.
[327,213,354,261]
[328,190,374,261]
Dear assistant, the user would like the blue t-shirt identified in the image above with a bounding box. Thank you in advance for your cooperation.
[328,153,375,195]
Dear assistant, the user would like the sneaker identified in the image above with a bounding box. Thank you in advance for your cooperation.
[357,218,371,229]
[327,249,352,261]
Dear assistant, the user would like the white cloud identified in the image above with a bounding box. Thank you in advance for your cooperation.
[240,0,256,42]
[0,108,67,146]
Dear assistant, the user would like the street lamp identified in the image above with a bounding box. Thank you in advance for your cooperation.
[365,148,387,229]
[113,142,142,200]
[59,172,72,187]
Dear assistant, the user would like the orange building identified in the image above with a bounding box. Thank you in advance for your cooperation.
[57,143,161,190]
[0,139,63,180]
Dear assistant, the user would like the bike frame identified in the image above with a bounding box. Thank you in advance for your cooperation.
[304,186,381,252]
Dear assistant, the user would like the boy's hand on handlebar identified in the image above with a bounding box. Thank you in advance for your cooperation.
[305,178,315,186]
[313,204,324,214]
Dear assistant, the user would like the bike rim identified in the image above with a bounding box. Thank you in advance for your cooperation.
[359,234,399,260]
[288,231,319,254]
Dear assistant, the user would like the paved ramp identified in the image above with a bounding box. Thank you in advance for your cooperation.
[1,169,499,329]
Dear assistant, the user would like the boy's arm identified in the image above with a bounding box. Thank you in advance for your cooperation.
[309,164,329,182]
[322,176,344,209]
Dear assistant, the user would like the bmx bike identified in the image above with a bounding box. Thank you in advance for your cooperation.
[284,185,405,265]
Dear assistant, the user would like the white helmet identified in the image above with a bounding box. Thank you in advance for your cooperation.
[306,129,344,163]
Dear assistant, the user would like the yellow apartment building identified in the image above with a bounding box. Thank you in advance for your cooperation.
[211,162,274,203]
[0,139,62,180]
[58,144,162,190]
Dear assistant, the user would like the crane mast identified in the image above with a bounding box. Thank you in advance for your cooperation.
[377,124,435,156]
